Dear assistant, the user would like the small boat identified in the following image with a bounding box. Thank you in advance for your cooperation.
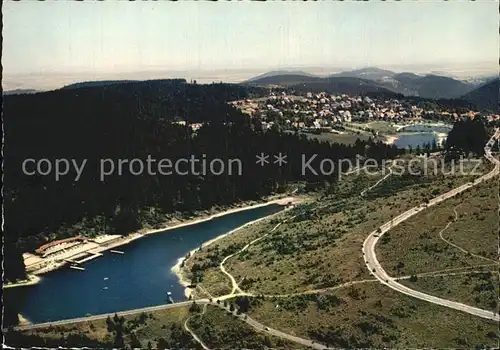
[166,292,174,304]
[103,287,108,290]
[104,277,109,280]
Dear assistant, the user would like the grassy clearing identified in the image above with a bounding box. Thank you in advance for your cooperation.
[187,160,482,296]
[187,305,300,349]
[223,170,482,295]
[243,282,498,348]
[353,121,398,134]
[343,121,400,138]
[377,178,498,277]
[446,182,498,260]
[401,271,498,312]
[183,214,290,297]
[367,121,399,133]
[187,172,389,296]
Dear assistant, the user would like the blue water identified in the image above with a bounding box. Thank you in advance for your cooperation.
[394,124,452,149]
[394,133,439,149]
[4,204,283,325]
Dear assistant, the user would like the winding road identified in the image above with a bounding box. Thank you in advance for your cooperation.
[363,128,500,321]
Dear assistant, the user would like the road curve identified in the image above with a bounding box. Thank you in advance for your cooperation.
[363,128,500,321]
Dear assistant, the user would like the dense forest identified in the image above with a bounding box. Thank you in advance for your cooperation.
[444,117,489,157]
[461,79,499,112]
[3,79,400,282]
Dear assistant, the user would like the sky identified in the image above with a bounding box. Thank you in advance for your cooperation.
[2,1,498,89]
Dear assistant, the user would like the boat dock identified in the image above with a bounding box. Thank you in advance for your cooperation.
[63,252,103,265]
[75,252,103,264]
[69,265,85,271]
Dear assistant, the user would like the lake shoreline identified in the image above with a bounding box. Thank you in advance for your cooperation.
[383,135,399,145]
[16,195,299,288]
[171,196,302,299]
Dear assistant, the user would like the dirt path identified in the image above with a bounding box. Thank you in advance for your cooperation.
[438,204,497,263]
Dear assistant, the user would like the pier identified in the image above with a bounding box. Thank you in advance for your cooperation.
[69,266,85,271]
[74,252,103,264]
[110,250,124,254]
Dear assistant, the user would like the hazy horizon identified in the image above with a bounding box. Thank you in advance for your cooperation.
[3,63,498,92]
[3,1,498,90]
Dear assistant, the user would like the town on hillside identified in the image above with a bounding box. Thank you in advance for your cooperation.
[230,90,500,134]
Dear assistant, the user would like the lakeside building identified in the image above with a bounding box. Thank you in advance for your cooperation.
[25,234,124,275]
[35,236,85,257]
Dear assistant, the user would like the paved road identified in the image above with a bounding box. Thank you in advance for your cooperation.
[363,128,500,321]
[14,299,326,349]
[12,300,200,331]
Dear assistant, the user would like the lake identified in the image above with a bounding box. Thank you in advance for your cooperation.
[394,124,452,149]
[4,203,284,326]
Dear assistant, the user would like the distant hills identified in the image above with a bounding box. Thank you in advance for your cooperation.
[244,67,482,100]
[290,77,399,97]
[461,78,499,112]
[243,73,321,87]
[393,74,475,99]
[330,67,396,81]
[7,69,495,110]
[243,70,317,83]
[243,72,398,97]
[60,80,139,90]
[3,81,141,94]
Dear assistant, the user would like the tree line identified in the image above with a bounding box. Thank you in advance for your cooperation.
[445,117,489,158]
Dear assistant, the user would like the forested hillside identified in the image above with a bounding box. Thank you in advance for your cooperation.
[3,80,400,282]
[461,79,499,112]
